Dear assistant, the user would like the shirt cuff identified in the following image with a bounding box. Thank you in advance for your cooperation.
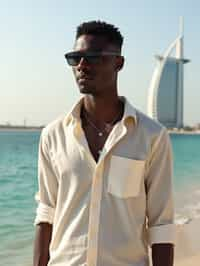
[147,224,176,245]
[34,202,55,226]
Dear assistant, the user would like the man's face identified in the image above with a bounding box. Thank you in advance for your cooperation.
[72,34,123,96]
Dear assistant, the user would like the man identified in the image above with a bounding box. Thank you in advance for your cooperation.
[34,21,175,266]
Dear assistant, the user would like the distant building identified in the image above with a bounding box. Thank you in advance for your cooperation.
[147,18,190,128]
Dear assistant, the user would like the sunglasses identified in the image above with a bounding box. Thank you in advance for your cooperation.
[64,51,121,66]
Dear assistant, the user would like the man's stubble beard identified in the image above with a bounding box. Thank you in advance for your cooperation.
[78,84,100,96]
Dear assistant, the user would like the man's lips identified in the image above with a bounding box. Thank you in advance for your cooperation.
[77,75,93,83]
[78,75,93,80]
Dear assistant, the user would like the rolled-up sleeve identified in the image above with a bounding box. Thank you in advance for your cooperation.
[34,129,58,226]
[145,128,176,245]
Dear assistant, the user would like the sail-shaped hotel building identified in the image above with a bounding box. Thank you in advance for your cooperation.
[147,19,190,128]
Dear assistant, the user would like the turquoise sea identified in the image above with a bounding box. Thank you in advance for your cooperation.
[0,131,200,265]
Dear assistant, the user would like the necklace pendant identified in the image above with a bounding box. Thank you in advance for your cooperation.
[98,132,103,137]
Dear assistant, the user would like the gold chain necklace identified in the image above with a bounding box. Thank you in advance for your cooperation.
[83,109,122,137]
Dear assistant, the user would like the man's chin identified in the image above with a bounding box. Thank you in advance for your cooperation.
[79,85,95,94]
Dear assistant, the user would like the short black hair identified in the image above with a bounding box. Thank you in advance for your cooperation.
[76,21,123,50]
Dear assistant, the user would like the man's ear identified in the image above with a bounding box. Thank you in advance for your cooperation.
[115,56,124,71]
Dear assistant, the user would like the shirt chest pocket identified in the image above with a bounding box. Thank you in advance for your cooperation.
[107,155,145,198]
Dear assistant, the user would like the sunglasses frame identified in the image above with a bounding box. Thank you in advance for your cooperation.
[64,51,121,66]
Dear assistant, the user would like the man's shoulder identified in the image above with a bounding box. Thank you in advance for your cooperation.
[42,113,70,139]
[41,98,82,141]
[135,107,167,137]
[124,98,166,136]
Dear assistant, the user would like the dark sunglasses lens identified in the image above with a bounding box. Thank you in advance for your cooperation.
[66,55,81,66]
[65,53,102,66]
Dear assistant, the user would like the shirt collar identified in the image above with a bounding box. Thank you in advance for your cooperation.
[64,97,84,126]
[64,96,137,126]
[120,96,137,126]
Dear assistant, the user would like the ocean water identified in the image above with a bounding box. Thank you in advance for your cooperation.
[0,131,200,265]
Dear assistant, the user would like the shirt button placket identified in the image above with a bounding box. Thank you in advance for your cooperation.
[87,164,104,266]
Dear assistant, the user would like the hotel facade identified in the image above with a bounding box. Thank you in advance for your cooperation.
[147,20,190,128]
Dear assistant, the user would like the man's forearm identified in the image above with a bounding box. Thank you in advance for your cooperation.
[152,243,174,266]
[33,223,52,266]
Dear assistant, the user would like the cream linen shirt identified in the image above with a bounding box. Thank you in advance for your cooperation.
[34,97,175,266]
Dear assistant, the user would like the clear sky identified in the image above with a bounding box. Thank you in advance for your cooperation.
[1,0,199,126]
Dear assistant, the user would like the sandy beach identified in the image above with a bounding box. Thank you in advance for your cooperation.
[174,218,200,265]
[148,219,200,265]
[175,254,200,266]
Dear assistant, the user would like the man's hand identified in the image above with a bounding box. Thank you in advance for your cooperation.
[33,222,52,266]
[152,243,174,266]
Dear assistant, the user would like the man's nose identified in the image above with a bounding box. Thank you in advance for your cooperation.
[77,57,90,71]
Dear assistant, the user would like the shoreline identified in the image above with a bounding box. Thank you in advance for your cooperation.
[0,127,43,132]
[169,130,200,135]
[0,127,200,135]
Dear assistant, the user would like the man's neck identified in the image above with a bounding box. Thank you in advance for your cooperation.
[82,94,124,126]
